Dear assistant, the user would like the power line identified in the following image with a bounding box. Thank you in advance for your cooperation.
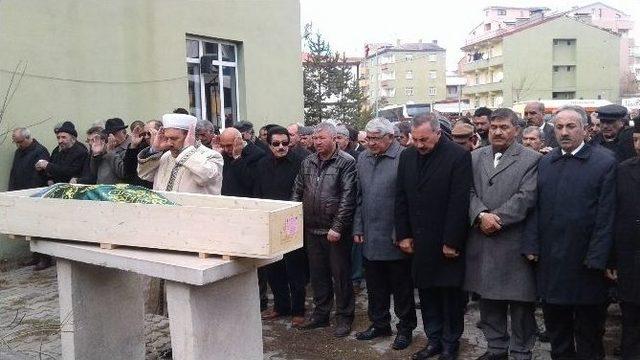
[0,68,186,85]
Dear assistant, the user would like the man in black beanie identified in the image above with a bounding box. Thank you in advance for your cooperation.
[36,121,88,184]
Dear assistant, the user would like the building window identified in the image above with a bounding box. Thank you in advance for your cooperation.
[406,70,413,79]
[428,54,437,62]
[498,9,506,16]
[566,40,572,45]
[552,91,576,99]
[380,88,395,97]
[379,54,395,64]
[186,36,239,129]
[553,39,559,46]
[405,87,414,96]
[380,71,396,81]
[405,54,413,61]
[428,87,436,96]
[429,70,437,79]
[484,23,491,31]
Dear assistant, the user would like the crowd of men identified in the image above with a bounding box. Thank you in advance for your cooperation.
[7,102,640,360]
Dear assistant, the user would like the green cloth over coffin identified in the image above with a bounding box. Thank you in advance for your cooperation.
[33,183,177,205]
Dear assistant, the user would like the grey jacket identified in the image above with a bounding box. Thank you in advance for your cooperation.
[464,142,541,302]
[353,141,406,261]
[91,137,130,184]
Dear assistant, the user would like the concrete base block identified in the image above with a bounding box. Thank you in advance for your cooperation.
[57,259,145,360]
[166,270,263,360]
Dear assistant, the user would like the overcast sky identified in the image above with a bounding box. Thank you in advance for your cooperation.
[300,0,640,70]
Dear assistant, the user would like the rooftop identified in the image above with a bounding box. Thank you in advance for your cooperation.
[366,41,445,59]
[462,13,619,50]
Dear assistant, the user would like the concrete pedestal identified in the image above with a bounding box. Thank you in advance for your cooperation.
[166,270,263,359]
[31,240,278,360]
[57,259,145,360]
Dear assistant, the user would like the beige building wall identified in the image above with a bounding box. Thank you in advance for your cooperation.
[364,49,446,107]
[462,16,620,108]
[0,0,303,259]
[503,16,620,105]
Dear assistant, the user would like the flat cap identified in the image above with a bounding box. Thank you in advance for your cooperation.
[451,123,474,137]
[596,104,627,122]
[299,126,313,136]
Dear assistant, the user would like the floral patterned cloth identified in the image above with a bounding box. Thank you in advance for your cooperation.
[33,183,176,205]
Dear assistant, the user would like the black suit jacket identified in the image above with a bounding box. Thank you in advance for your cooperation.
[614,157,640,304]
[395,136,473,288]
[221,141,265,197]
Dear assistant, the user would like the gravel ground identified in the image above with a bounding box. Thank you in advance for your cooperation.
[0,264,623,359]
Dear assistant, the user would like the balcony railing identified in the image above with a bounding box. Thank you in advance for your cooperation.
[462,81,504,95]
[463,56,503,73]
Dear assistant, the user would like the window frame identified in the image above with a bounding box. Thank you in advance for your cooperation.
[406,70,414,80]
[186,35,241,129]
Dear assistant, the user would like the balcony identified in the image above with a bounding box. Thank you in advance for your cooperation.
[462,56,503,73]
[462,81,504,95]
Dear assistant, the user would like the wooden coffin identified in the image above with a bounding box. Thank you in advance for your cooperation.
[0,188,303,259]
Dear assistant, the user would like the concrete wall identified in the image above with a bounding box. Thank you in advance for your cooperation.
[0,0,303,260]
[502,16,620,106]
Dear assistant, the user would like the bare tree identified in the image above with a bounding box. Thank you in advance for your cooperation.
[0,61,27,144]
[620,71,639,96]
[511,74,535,103]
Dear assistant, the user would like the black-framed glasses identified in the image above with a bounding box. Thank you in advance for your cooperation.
[271,141,289,147]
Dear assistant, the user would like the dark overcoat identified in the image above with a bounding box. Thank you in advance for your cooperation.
[8,140,50,190]
[395,136,472,288]
[523,144,616,304]
[47,141,88,183]
[614,157,640,304]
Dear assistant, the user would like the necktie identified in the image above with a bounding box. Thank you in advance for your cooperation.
[494,152,502,168]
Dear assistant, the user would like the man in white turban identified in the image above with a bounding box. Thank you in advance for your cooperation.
[137,113,223,194]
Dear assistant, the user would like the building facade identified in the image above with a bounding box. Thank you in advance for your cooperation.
[461,15,620,108]
[360,40,447,108]
[565,2,636,87]
[467,6,551,44]
[0,0,303,259]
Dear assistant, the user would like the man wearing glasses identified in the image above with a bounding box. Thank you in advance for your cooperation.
[124,119,162,188]
[253,126,308,327]
[524,102,558,148]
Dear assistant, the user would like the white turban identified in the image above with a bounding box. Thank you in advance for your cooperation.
[162,113,197,131]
